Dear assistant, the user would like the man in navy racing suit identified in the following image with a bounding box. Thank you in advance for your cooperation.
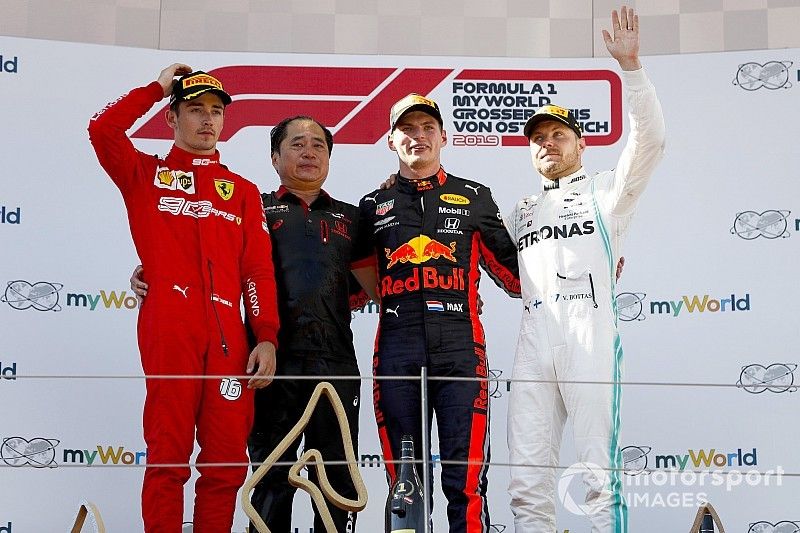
[357,93,520,533]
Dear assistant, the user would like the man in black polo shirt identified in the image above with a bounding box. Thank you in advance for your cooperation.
[246,116,376,533]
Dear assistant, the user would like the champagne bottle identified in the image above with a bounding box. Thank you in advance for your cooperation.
[699,510,715,533]
[385,435,425,533]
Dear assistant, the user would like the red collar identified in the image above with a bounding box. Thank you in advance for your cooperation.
[398,166,448,192]
[276,186,331,207]
[165,144,222,168]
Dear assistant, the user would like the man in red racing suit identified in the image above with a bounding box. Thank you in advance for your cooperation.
[88,64,279,532]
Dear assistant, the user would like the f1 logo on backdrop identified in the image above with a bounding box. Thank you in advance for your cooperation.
[132,66,622,147]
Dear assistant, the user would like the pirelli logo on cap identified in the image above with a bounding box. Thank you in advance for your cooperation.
[405,94,437,108]
[539,104,570,118]
[182,74,224,90]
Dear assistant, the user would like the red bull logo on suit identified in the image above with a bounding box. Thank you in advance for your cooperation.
[382,236,464,297]
[380,267,466,297]
[385,236,456,268]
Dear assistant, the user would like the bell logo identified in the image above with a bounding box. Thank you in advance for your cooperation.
[0,55,18,73]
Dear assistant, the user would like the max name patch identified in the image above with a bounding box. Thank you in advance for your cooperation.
[154,168,195,194]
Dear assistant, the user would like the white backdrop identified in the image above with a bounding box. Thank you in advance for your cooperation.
[1,36,799,532]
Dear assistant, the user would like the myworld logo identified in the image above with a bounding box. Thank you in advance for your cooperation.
[652,447,757,471]
[130,66,621,146]
[61,444,146,466]
[649,293,750,317]
[621,445,758,473]
[617,292,751,321]
[2,280,139,312]
[612,446,780,513]
[65,289,138,311]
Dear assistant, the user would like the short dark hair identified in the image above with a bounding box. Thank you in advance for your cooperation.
[270,116,334,156]
[169,98,227,117]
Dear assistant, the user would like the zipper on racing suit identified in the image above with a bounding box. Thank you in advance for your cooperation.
[207,259,229,355]
[588,272,599,309]
[419,194,430,358]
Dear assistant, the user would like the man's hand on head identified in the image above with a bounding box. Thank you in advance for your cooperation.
[157,63,193,98]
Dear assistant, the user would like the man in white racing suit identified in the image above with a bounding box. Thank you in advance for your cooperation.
[506,6,665,533]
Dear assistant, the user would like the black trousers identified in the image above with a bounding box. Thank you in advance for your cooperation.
[248,355,361,533]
